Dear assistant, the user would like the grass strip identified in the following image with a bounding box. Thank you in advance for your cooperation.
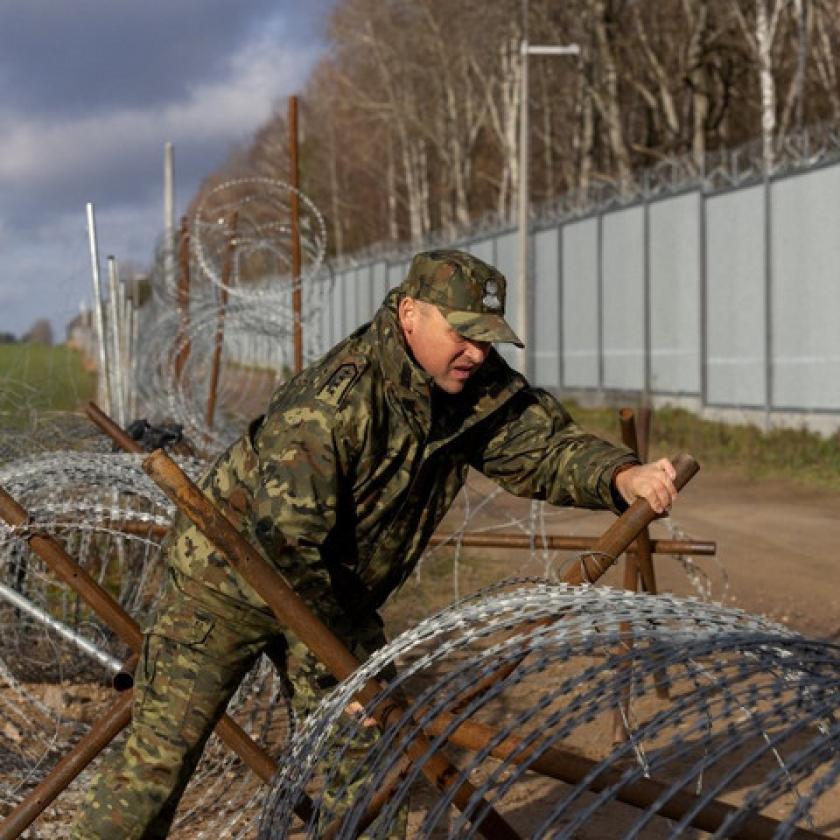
[568,401,840,492]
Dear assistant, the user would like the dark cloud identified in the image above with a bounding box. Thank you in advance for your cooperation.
[0,0,332,117]
[1,133,238,234]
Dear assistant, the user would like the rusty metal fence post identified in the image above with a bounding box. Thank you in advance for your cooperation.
[174,216,191,384]
[206,212,238,431]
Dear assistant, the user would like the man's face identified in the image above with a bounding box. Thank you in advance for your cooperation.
[398,297,491,394]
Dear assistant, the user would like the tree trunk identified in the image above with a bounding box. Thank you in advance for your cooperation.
[589,0,633,189]
[755,0,778,172]
[386,131,399,242]
[328,115,344,256]
[576,69,595,196]
[777,0,810,138]
[812,1,840,122]
[686,0,710,173]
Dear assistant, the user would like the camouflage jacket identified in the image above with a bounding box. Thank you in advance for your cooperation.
[169,290,638,628]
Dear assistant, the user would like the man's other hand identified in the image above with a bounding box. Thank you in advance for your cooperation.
[614,458,678,514]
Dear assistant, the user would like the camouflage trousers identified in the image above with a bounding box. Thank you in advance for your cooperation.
[71,568,407,839]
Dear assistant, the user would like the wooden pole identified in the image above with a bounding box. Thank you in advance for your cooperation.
[619,409,657,594]
[174,216,191,383]
[562,453,698,585]
[206,213,237,430]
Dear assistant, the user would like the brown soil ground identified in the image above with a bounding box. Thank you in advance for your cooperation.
[386,466,840,641]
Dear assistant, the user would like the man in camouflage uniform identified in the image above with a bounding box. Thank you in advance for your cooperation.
[73,250,677,838]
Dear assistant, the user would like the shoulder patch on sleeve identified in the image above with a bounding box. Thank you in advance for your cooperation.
[317,356,368,407]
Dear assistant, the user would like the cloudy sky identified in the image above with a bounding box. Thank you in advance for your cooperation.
[0,1,335,339]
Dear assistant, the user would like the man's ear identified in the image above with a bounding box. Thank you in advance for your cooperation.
[398,296,417,335]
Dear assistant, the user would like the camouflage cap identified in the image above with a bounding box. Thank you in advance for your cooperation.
[399,250,524,347]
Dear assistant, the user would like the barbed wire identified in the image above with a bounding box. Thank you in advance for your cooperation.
[0,448,293,838]
[260,582,840,838]
[192,177,328,296]
[128,178,334,452]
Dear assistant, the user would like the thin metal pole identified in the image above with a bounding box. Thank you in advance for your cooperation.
[764,172,774,420]
[107,256,126,427]
[0,581,122,673]
[124,297,135,420]
[429,532,714,555]
[699,177,708,407]
[289,94,303,374]
[118,270,128,421]
[557,225,565,388]
[597,212,604,390]
[516,20,579,377]
[85,203,112,415]
[130,293,140,418]
[517,37,530,376]
[93,517,716,557]
[164,141,176,290]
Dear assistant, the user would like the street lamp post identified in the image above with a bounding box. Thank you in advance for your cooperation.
[517,40,579,375]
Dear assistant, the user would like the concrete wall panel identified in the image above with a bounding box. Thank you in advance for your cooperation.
[771,166,840,409]
[533,227,561,388]
[561,219,599,388]
[649,193,701,394]
[705,185,766,406]
[602,206,645,390]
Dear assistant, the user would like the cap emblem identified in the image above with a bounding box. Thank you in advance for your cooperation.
[482,278,501,311]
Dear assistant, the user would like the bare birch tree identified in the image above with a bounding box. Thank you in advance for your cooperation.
[187,0,840,263]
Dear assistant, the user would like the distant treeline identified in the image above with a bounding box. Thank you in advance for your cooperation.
[0,318,53,345]
[189,0,840,258]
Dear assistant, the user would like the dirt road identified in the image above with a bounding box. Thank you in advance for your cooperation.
[653,467,840,640]
[388,465,840,642]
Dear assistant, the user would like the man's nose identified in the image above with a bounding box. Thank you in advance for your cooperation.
[464,339,491,364]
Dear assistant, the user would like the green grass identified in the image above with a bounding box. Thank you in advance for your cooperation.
[567,401,840,491]
[0,344,96,428]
